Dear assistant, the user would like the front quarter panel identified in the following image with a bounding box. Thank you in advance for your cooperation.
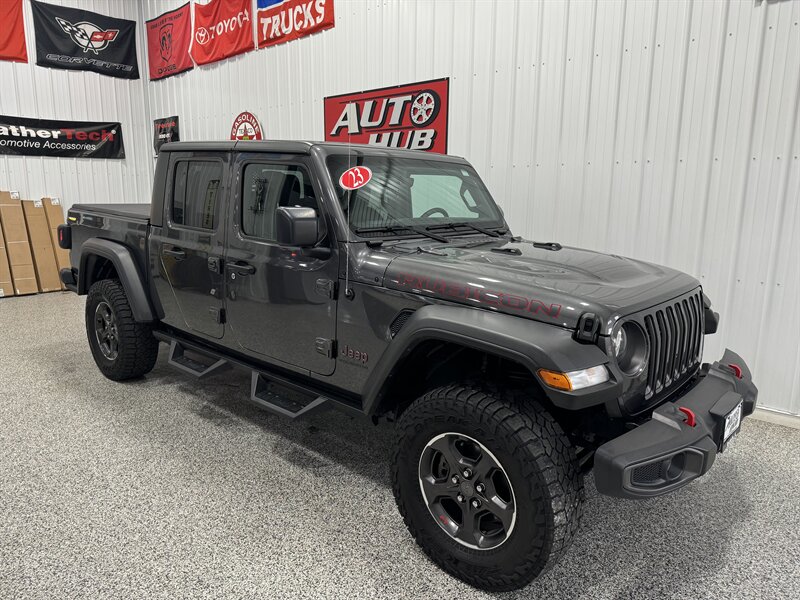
[361,304,621,415]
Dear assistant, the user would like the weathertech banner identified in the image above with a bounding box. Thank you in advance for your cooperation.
[324,78,449,154]
[256,0,335,49]
[0,0,28,63]
[146,3,193,81]
[31,0,139,79]
[191,0,254,66]
[0,115,125,159]
[154,116,180,155]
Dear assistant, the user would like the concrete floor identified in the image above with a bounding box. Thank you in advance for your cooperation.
[1,292,799,600]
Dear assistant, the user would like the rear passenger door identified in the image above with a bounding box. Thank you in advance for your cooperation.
[223,155,338,375]
[150,152,227,340]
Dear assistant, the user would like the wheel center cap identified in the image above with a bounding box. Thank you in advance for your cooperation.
[460,481,474,497]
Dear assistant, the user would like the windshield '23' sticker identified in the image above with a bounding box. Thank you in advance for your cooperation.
[339,166,372,190]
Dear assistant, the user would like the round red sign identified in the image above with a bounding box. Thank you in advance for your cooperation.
[339,166,372,190]
[230,111,263,141]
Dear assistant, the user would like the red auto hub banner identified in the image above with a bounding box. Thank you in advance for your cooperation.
[146,3,193,80]
[324,78,449,154]
[256,0,335,49]
[191,0,254,66]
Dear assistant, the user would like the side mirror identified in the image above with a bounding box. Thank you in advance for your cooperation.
[276,206,318,247]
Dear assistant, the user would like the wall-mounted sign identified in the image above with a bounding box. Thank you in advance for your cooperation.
[0,0,28,63]
[324,78,449,154]
[146,3,193,81]
[30,0,139,79]
[154,116,180,155]
[256,0,335,49]
[191,0,254,67]
[230,112,262,140]
[0,115,125,159]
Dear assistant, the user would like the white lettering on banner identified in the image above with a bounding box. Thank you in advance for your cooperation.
[329,94,414,136]
[368,129,436,151]
[260,0,327,41]
[204,9,250,42]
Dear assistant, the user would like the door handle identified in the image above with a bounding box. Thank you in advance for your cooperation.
[162,247,187,260]
[227,261,256,276]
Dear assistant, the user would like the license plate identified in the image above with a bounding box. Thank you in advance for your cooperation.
[723,402,743,443]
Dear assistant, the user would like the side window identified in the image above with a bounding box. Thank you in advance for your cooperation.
[172,160,222,229]
[242,163,318,241]
[410,174,477,219]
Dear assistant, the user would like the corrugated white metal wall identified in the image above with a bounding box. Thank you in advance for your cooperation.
[0,0,154,208]
[4,0,800,415]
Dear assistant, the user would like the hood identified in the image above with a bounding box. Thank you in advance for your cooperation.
[382,238,699,333]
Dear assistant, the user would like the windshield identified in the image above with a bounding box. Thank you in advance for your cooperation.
[326,154,505,238]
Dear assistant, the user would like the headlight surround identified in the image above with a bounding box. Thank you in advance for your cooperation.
[612,321,648,376]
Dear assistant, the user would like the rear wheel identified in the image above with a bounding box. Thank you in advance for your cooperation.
[392,384,583,592]
[86,279,159,381]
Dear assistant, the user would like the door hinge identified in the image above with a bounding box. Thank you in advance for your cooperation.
[207,256,222,274]
[210,307,226,324]
[315,337,336,358]
[315,278,337,299]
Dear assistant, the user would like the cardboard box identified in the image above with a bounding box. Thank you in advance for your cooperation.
[0,222,14,298]
[42,197,69,290]
[22,199,61,293]
[0,191,38,296]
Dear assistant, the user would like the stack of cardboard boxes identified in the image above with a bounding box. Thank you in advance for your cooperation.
[0,191,69,299]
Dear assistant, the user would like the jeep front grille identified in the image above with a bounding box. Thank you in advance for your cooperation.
[642,290,704,399]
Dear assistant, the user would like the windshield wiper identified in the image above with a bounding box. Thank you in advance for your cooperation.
[426,222,501,237]
[354,225,449,243]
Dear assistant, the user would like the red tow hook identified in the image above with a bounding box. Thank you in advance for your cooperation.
[678,406,696,427]
[728,364,743,379]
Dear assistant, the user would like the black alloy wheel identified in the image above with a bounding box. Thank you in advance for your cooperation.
[418,432,516,550]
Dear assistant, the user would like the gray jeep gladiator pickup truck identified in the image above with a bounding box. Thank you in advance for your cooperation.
[58,141,757,591]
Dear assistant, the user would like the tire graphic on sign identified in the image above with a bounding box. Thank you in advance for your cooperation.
[409,90,440,127]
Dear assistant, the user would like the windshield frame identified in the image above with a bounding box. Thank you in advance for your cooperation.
[319,147,508,242]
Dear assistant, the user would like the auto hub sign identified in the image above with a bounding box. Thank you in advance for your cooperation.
[324,78,449,154]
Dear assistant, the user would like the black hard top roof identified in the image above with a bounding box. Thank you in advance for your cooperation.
[158,140,467,163]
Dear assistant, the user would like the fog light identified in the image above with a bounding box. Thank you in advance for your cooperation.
[538,365,609,391]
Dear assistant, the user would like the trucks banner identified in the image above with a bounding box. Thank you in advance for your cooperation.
[154,116,180,155]
[191,0,254,66]
[145,3,193,81]
[324,78,449,154]
[0,115,125,159]
[256,0,335,49]
[30,0,140,79]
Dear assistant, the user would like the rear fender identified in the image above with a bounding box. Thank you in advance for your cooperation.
[78,238,155,322]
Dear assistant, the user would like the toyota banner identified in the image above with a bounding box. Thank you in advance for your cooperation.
[0,115,125,159]
[30,0,140,79]
[324,78,449,154]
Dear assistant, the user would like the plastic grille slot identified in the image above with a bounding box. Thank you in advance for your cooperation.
[642,291,704,400]
[389,310,415,338]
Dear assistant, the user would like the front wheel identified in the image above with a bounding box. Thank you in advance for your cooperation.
[86,279,159,381]
[392,384,583,592]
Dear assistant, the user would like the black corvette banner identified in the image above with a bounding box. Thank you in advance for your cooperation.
[31,0,140,79]
[0,115,125,159]
[153,116,180,155]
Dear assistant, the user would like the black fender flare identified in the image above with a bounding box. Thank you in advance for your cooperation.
[362,304,622,415]
[78,238,155,322]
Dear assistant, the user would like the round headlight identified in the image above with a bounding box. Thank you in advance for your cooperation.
[612,321,648,376]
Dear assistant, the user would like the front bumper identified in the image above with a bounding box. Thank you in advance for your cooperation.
[594,349,757,499]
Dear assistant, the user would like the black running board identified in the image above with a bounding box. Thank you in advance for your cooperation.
[167,340,230,378]
[250,372,330,419]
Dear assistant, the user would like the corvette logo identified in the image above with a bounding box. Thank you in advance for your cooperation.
[55,17,118,54]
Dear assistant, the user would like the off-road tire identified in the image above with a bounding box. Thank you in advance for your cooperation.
[86,279,159,381]
[392,384,584,592]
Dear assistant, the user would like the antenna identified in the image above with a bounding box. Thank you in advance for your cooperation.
[343,133,353,299]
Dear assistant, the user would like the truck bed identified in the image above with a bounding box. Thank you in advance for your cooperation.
[71,203,151,222]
